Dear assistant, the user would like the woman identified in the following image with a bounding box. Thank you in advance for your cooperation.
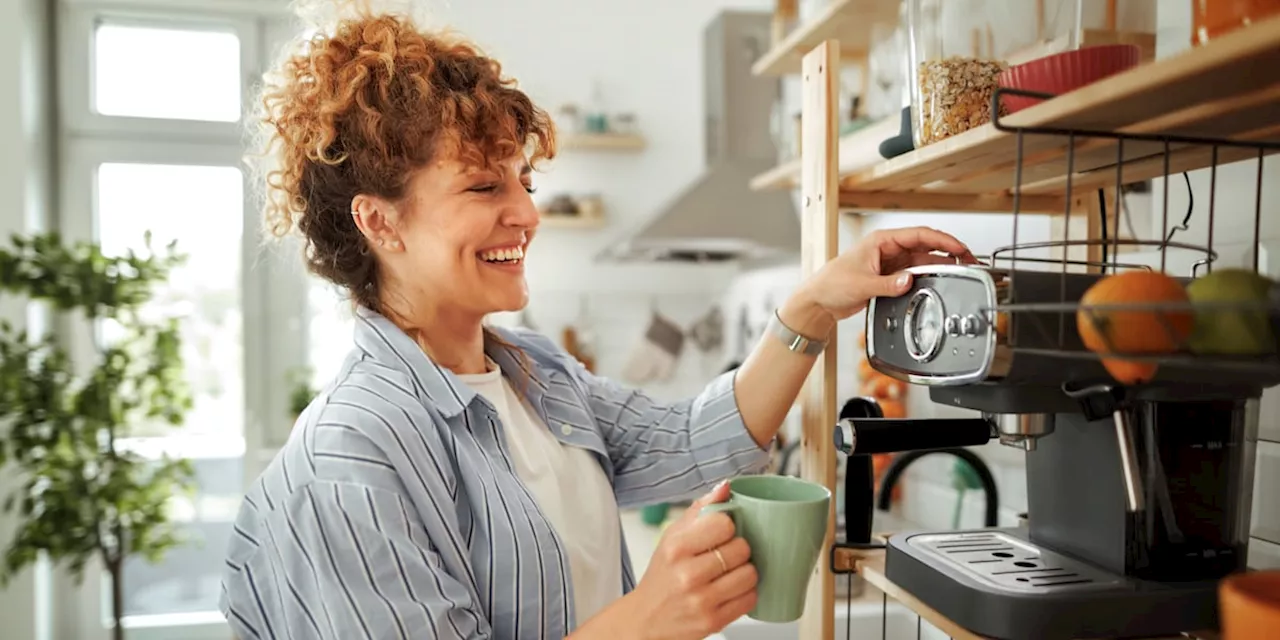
[219,7,975,640]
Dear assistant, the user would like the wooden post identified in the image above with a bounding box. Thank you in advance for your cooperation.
[798,39,840,640]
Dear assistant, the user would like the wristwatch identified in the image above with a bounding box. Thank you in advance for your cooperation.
[766,310,828,356]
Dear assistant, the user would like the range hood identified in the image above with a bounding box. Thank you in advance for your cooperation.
[596,10,801,264]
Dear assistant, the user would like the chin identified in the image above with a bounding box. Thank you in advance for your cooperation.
[488,289,530,314]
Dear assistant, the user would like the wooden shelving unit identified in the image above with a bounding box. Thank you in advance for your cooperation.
[559,133,645,151]
[753,0,899,76]
[793,13,1280,640]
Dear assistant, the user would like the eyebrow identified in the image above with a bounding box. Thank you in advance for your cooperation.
[519,163,532,177]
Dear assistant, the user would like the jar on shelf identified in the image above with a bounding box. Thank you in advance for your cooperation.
[1193,0,1280,46]
[907,0,1082,147]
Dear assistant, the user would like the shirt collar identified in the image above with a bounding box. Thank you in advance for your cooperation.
[351,306,555,418]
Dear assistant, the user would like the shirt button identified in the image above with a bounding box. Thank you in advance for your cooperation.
[560,424,573,436]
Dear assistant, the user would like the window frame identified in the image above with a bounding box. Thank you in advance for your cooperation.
[58,3,262,142]
[54,3,308,639]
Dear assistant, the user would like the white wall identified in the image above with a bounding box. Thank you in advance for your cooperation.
[0,0,54,637]
[417,0,775,398]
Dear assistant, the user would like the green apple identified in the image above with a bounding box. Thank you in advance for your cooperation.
[1186,268,1277,355]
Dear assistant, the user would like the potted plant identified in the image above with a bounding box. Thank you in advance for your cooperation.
[286,366,317,421]
[0,231,197,640]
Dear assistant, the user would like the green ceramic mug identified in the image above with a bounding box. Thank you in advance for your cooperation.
[700,474,831,623]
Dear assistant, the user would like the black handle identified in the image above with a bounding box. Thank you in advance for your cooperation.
[839,397,883,546]
[835,417,993,456]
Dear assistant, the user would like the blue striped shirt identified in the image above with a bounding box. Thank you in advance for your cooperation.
[219,306,771,639]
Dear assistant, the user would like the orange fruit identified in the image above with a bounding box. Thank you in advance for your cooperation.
[878,398,906,419]
[857,357,877,380]
[1076,271,1193,385]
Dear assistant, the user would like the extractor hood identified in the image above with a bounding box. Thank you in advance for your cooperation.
[596,10,801,264]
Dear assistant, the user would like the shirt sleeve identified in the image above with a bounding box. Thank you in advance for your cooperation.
[221,480,491,640]
[513,330,772,508]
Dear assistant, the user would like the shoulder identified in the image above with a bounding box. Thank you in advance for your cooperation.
[490,326,568,361]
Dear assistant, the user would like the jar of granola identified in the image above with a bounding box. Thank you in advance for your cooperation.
[907,0,1082,148]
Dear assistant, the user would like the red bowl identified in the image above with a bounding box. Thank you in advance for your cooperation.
[998,44,1142,113]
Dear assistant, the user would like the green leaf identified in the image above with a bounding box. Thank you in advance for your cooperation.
[0,231,195,627]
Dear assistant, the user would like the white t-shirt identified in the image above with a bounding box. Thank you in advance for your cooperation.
[456,361,624,627]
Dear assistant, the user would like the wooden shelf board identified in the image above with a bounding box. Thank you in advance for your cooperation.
[559,134,645,151]
[539,214,605,229]
[834,14,1280,204]
[751,116,900,191]
[752,0,898,77]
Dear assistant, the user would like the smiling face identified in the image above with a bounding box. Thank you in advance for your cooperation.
[352,152,540,323]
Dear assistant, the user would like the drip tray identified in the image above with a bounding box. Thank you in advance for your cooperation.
[884,527,1222,640]
[905,530,1122,593]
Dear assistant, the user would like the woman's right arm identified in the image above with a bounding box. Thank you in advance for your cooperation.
[221,478,492,639]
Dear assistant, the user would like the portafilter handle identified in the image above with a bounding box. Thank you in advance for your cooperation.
[834,416,995,456]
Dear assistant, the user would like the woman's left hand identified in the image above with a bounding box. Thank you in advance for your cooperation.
[783,226,980,336]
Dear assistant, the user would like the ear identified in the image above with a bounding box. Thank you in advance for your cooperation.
[350,194,404,252]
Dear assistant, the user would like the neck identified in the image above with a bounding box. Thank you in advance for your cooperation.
[382,298,489,375]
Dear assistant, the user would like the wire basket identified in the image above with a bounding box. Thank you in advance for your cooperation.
[979,86,1280,392]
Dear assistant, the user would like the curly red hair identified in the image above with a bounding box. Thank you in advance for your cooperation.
[253,11,556,312]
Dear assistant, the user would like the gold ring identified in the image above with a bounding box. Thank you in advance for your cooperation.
[713,548,728,575]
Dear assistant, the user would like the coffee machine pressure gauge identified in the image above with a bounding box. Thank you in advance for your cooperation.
[904,288,945,362]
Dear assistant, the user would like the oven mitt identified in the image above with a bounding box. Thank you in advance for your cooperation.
[621,312,686,383]
[688,306,724,352]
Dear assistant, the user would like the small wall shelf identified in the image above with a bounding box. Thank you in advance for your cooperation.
[560,133,646,152]
[540,214,606,229]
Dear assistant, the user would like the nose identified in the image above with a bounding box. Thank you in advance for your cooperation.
[504,188,540,229]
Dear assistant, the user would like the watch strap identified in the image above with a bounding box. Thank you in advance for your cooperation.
[767,310,827,356]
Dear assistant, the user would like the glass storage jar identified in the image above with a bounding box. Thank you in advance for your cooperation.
[907,0,1082,147]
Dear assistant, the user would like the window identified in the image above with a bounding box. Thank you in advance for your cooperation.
[308,280,357,390]
[96,163,245,441]
[93,24,242,122]
[58,6,305,640]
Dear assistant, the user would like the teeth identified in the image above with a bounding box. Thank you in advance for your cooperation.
[480,246,524,263]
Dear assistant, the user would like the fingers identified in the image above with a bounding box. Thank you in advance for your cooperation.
[908,253,965,267]
[682,481,731,521]
[875,226,974,261]
[713,586,759,628]
[669,511,737,558]
[691,536,751,584]
[708,559,758,604]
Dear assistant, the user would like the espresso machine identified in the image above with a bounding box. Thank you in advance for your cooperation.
[835,263,1264,640]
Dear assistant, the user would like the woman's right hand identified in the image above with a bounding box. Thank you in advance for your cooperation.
[625,482,758,639]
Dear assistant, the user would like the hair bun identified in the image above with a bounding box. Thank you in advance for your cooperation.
[289,0,441,34]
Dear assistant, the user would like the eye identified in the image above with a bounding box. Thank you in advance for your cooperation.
[468,183,498,193]
[524,184,538,194]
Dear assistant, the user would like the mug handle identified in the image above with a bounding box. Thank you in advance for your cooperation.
[698,500,741,522]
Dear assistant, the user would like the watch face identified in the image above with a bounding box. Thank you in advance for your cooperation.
[904,288,944,362]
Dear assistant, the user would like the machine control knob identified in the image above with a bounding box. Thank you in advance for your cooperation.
[961,314,981,336]
[945,315,962,336]
[883,316,897,332]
